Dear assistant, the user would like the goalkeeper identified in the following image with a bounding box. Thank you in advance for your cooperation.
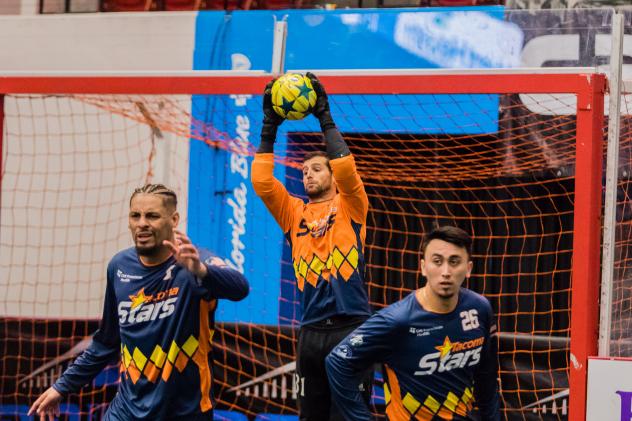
[326,226,501,421]
[251,73,373,420]
[28,184,249,421]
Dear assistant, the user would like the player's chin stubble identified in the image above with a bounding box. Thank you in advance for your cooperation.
[306,183,330,200]
[135,241,161,257]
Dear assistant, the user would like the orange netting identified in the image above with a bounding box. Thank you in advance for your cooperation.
[0,85,604,420]
[610,91,632,359]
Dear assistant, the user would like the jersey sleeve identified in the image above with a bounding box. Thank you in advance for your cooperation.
[473,299,501,421]
[251,153,299,233]
[329,155,368,225]
[198,251,250,301]
[52,263,121,396]
[325,310,399,421]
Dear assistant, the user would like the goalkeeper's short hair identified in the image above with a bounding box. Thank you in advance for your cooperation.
[303,151,331,172]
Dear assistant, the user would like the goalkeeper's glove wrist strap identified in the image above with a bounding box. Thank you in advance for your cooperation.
[257,139,274,153]
[324,127,350,159]
[259,123,278,153]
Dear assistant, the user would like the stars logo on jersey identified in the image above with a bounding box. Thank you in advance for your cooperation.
[297,207,337,238]
[415,335,485,376]
[118,287,180,326]
[435,336,454,360]
[129,288,150,309]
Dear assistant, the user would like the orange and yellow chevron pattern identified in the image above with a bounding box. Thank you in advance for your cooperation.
[120,330,215,384]
[384,366,474,420]
[292,246,360,291]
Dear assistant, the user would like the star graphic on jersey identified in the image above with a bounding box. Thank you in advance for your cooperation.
[129,287,150,310]
[435,336,454,359]
[280,97,295,115]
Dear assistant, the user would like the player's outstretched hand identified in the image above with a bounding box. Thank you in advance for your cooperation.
[28,387,62,421]
[164,230,207,279]
[306,72,331,121]
[263,79,284,127]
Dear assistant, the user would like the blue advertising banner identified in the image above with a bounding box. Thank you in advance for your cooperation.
[282,7,521,135]
[190,11,280,324]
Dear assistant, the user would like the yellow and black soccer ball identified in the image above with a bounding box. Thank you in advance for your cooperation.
[271,73,317,120]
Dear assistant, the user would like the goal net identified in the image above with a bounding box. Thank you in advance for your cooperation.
[607,80,632,359]
[0,70,605,420]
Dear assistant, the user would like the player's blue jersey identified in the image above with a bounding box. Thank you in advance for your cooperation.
[326,288,500,421]
[52,247,249,420]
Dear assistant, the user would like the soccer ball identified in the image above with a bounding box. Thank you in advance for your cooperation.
[271,73,317,120]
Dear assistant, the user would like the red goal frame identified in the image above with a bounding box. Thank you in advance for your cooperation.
[0,69,606,420]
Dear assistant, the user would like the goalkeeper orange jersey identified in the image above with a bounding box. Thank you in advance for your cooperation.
[252,153,371,325]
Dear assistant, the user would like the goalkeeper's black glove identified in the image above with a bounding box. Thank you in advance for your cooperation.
[306,72,336,132]
[259,79,284,152]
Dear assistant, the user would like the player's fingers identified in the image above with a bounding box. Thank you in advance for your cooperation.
[208,256,228,267]
[176,243,198,258]
[174,230,192,244]
[177,243,197,253]
[177,251,200,263]
[263,91,273,107]
[173,230,191,243]
[36,406,50,421]
[163,240,178,254]
[36,396,53,414]
[306,72,323,91]
[28,394,45,415]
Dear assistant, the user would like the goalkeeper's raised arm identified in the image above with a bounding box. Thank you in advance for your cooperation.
[251,73,372,421]
[306,72,368,224]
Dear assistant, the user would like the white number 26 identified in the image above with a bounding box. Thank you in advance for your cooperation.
[460,309,479,331]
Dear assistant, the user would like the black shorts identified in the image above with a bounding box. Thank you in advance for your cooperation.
[296,315,373,421]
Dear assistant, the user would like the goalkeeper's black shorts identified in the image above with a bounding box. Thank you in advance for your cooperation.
[296,315,373,421]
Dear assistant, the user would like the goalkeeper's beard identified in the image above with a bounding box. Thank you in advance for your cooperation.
[306,183,331,201]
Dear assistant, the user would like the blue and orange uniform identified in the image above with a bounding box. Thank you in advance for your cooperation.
[326,288,500,421]
[252,149,373,420]
[52,247,249,420]
[251,153,371,326]
[253,73,373,420]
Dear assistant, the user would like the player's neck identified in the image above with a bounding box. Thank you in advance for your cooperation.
[416,287,458,314]
[139,249,173,267]
[308,189,336,204]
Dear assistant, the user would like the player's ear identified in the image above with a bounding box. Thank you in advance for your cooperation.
[420,259,426,277]
[171,211,180,227]
[466,260,473,279]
